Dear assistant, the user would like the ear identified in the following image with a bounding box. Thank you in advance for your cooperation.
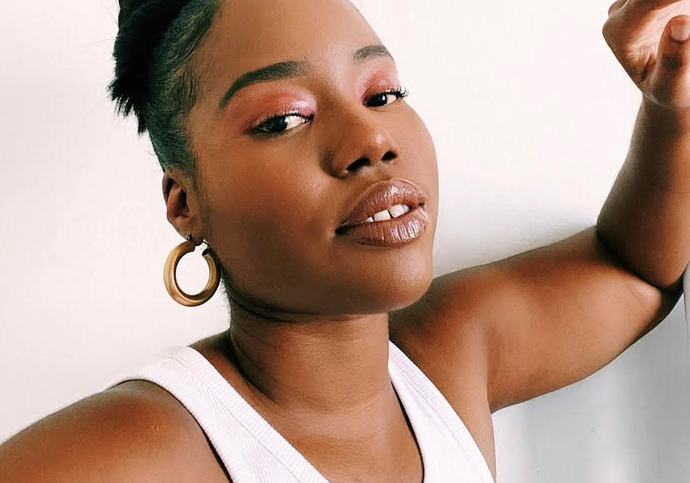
[162,168,204,244]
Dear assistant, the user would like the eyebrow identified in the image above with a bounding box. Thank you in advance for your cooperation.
[352,44,392,64]
[218,44,394,110]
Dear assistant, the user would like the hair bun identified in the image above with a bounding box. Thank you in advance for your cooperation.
[109,0,194,133]
[117,0,143,27]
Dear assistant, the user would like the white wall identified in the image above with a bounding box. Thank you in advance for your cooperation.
[2,1,689,481]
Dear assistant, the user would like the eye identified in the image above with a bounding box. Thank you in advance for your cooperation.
[250,111,314,136]
[365,86,410,108]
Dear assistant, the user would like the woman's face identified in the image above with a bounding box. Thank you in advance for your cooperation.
[185,0,439,316]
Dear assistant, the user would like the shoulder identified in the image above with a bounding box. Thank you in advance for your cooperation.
[389,268,500,478]
[0,380,232,483]
[389,266,496,399]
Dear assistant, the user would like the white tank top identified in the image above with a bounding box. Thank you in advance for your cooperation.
[104,340,495,483]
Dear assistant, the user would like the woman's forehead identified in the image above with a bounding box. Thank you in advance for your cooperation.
[199,0,383,84]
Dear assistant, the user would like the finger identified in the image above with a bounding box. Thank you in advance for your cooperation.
[648,15,690,108]
[620,0,685,21]
[605,0,685,44]
[608,0,628,16]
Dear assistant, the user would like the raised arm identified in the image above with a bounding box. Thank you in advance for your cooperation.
[598,0,690,292]
[390,1,690,414]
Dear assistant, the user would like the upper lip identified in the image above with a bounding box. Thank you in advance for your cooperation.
[336,179,427,231]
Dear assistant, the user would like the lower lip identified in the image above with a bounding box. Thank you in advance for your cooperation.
[335,205,429,247]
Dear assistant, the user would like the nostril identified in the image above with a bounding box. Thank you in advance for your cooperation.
[347,157,370,172]
[382,151,396,162]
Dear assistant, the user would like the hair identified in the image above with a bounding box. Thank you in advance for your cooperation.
[110,0,365,306]
[109,0,222,192]
[110,0,242,304]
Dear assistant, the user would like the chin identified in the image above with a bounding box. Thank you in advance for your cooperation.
[331,251,435,315]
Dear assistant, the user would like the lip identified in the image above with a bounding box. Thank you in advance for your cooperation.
[335,204,429,247]
[336,179,427,230]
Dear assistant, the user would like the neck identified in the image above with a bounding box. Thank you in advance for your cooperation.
[225,298,394,418]
[206,299,426,480]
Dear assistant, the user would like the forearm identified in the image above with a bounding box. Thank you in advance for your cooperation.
[597,97,690,293]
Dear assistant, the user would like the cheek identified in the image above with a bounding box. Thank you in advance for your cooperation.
[398,107,439,188]
[199,142,329,267]
[397,108,440,229]
[205,161,302,236]
[409,109,437,164]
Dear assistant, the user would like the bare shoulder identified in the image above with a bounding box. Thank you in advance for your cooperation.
[389,266,498,479]
[388,265,495,409]
[0,380,232,483]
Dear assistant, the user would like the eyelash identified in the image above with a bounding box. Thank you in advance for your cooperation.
[249,85,410,137]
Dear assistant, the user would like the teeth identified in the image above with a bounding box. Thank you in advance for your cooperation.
[371,204,413,222]
[373,209,392,221]
[388,204,406,218]
[352,204,413,227]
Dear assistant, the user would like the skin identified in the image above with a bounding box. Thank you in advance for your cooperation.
[165,0,439,480]
[3,0,690,482]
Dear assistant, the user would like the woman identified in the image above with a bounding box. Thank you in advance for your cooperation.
[2,0,690,481]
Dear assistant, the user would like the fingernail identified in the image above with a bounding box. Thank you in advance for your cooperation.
[671,19,690,42]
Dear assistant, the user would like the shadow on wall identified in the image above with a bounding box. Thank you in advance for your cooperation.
[493,298,690,483]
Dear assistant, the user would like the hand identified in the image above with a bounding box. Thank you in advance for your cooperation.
[604,0,690,112]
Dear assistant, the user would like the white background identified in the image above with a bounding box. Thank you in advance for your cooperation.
[2,1,690,481]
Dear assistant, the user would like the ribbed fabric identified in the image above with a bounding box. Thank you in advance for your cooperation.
[104,340,495,483]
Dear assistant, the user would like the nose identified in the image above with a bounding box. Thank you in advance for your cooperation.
[326,108,400,177]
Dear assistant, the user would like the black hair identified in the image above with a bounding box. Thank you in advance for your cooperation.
[109,0,221,189]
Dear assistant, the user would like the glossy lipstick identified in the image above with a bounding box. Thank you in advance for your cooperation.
[337,179,427,229]
[336,205,428,247]
[335,179,428,247]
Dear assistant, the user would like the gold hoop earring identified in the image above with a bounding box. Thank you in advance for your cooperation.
[164,234,221,307]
